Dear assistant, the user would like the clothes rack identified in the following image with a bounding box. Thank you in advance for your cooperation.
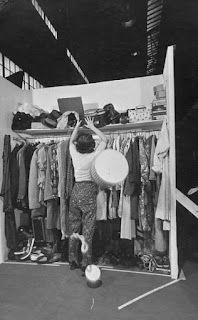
[13,126,162,144]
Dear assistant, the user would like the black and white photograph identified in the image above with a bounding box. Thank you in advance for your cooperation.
[0,1,198,319]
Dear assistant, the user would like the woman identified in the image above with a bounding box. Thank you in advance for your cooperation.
[68,116,107,275]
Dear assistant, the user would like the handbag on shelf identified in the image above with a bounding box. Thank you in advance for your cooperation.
[12,112,34,130]
[128,105,152,123]
[103,103,120,124]
[83,108,107,128]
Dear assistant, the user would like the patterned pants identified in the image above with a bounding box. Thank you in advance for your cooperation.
[68,181,98,267]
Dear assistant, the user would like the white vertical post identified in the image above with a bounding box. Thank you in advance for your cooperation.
[163,46,178,279]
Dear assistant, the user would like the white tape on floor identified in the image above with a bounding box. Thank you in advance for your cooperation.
[3,261,60,267]
[118,279,181,310]
[91,298,94,310]
[101,267,171,277]
[97,265,114,269]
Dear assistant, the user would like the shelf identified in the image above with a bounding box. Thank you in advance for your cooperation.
[14,120,163,137]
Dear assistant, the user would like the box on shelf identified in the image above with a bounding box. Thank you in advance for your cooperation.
[153,84,164,95]
[152,114,167,120]
[156,90,166,99]
[152,98,166,107]
[152,111,166,116]
[152,105,166,112]
[31,122,49,129]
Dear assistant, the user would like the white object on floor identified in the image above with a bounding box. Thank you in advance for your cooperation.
[86,264,101,281]
[118,279,181,310]
[3,261,60,267]
[85,264,101,288]
[187,187,198,195]
[90,298,95,310]
[101,267,171,277]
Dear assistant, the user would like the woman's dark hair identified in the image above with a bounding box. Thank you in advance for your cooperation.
[75,133,95,154]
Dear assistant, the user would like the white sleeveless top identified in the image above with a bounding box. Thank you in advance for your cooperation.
[69,141,106,182]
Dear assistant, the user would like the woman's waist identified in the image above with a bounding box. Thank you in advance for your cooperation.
[75,180,94,184]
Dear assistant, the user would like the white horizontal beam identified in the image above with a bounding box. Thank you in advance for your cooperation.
[176,188,198,219]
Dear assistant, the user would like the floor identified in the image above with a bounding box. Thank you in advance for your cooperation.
[0,259,197,320]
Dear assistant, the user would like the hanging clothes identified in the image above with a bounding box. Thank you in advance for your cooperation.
[152,119,171,230]
[37,144,48,205]
[46,198,60,230]
[10,143,23,209]
[44,144,60,230]
[4,127,163,260]
[65,139,75,200]
[23,143,37,208]
[132,137,141,220]
[0,135,18,250]
[44,144,57,201]
[118,136,131,218]
[144,137,155,229]
[96,189,107,221]
[108,135,121,219]
[149,135,157,181]
[138,137,152,234]
[108,187,118,219]
[120,195,136,240]
[17,143,27,205]
[27,138,73,236]
[28,144,44,210]
[123,137,141,220]
[57,139,71,238]
[1,135,14,213]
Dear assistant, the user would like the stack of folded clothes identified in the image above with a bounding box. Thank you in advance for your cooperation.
[152,84,167,120]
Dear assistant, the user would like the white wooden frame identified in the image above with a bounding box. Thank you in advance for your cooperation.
[163,46,179,279]
[0,46,180,279]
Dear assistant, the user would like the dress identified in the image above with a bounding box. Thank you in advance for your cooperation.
[152,119,171,230]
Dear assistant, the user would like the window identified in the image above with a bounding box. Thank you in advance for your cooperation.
[4,56,9,69]
[0,52,44,89]
[66,48,89,83]
[4,68,11,77]
[10,61,15,73]
[32,0,58,40]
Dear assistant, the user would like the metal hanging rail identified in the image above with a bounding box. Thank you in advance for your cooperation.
[13,120,163,139]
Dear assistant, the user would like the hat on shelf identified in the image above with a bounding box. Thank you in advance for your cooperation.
[41,110,62,129]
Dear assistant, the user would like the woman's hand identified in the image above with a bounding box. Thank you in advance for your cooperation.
[75,119,82,128]
[84,116,95,129]
[84,116,107,143]
[70,119,82,144]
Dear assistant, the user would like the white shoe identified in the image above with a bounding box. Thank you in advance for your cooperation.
[30,252,44,262]
[14,247,26,256]
[14,245,36,256]
[20,238,35,260]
